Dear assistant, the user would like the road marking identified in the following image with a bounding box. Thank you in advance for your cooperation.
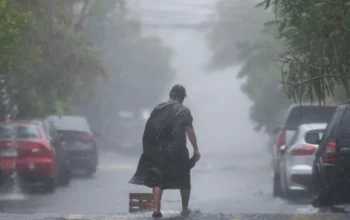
[290,214,340,220]
[66,214,84,219]
[98,163,135,171]
[245,165,272,173]
[65,214,128,219]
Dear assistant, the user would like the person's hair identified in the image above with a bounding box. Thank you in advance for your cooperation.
[169,84,186,100]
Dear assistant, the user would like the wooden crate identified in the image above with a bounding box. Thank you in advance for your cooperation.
[129,193,154,213]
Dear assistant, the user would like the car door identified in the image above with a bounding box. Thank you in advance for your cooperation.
[48,121,66,163]
[316,109,343,166]
[334,110,350,169]
[281,128,300,172]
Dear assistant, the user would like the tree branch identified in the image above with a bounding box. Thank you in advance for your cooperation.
[281,74,350,86]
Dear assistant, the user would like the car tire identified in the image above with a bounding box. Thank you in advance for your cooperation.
[282,173,292,199]
[273,172,282,197]
[43,177,56,193]
[60,159,72,186]
[86,150,98,176]
[86,165,97,176]
[59,168,72,186]
[311,169,329,207]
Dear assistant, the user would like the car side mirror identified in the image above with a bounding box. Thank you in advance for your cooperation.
[93,131,102,138]
[51,135,61,146]
[280,145,287,155]
[272,126,280,134]
[305,132,320,145]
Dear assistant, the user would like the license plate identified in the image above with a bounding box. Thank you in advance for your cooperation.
[0,161,15,169]
[306,157,314,165]
[0,148,17,157]
[74,142,84,149]
[28,162,35,169]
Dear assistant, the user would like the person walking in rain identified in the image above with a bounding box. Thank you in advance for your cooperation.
[129,84,200,218]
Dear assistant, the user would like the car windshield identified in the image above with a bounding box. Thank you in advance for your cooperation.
[48,116,91,133]
[0,123,41,139]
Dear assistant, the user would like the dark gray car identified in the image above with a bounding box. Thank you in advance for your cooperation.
[46,115,98,175]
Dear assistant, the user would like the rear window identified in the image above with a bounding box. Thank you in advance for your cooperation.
[284,106,336,129]
[47,116,91,133]
[0,124,41,139]
[304,129,325,142]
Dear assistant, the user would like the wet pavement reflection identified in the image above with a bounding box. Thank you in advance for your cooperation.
[0,150,349,219]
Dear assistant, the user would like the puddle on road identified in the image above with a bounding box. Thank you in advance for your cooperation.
[0,192,27,201]
[296,205,319,214]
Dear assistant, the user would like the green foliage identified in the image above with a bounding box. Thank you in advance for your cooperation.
[261,0,350,104]
[206,0,275,71]
[0,0,175,132]
[82,7,175,137]
[0,0,31,71]
[0,0,108,118]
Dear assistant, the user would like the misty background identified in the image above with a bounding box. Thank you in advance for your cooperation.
[1,0,282,157]
[126,0,266,156]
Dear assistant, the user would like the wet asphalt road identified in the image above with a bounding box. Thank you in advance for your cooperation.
[0,150,349,219]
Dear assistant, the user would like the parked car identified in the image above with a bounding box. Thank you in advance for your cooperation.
[0,121,56,192]
[272,103,336,197]
[46,115,98,175]
[31,119,72,186]
[311,104,350,207]
[279,123,327,198]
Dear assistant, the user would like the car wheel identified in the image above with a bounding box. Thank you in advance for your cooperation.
[86,164,97,176]
[86,151,98,176]
[273,172,282,197]
[59,168,72,186]
[311,169,329,207]
[282,173,292,199]
[43,177,56,193]
[60,159,72,186]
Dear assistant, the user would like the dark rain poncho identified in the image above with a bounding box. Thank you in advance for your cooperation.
[128,101,193,190]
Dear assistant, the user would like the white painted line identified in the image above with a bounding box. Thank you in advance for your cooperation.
[98,163,135,171]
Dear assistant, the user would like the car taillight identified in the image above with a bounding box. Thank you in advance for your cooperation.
[73,132,93,142]
[291,144,317,156]
[323,141,336,164]
[277,129,286,149]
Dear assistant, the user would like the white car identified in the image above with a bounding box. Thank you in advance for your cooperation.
[279,123,327,198]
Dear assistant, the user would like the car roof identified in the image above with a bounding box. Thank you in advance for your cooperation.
[297,123,327,133]
[0,120,38,125]
[46,115,91,132]
[46,115,87,120]
[279,104,336,130]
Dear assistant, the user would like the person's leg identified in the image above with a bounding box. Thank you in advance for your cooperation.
[153,186,163,213]
[180,188,190,214]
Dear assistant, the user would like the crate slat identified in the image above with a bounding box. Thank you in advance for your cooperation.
[129,192,154,213]
[129,193,153,200]
[129,200,153,208]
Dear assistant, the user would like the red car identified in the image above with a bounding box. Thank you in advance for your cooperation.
[0,121,56,192]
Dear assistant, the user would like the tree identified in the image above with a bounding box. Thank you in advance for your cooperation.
[206,0,292,132]
[260,0,350,104]
[73,2,175,143]
[0,0,109,118]
[207,0,275,70]
[236,37,292,132]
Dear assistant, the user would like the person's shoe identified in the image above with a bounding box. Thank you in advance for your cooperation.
[152,211,163,218]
